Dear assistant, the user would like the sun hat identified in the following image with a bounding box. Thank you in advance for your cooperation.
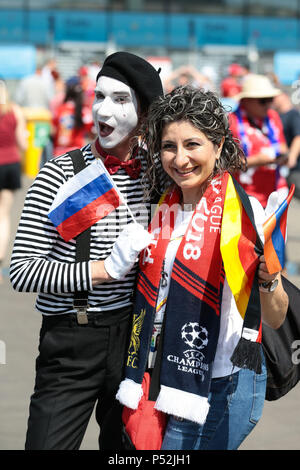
[236,74,281,100]
[96,51,163,111]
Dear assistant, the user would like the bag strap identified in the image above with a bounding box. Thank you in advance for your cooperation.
[68,149,91,324]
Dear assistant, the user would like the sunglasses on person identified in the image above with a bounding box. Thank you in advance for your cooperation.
[257,97,274,105]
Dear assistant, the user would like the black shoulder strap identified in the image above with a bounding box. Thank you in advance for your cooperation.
[69,148,86,173]
[68,150,91,317]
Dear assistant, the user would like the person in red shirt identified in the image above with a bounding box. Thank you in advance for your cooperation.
[52,76,94,157]
[0,80,27,281]
[229,73,289,207]
[221,63,248,98]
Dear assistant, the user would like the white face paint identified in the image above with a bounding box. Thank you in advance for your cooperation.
[92,76,139,150]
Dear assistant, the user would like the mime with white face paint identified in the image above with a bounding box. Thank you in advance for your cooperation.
[93,76,139,152]
[9,52,163,450]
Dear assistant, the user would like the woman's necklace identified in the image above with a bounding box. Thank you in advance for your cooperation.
[160,259,169,288]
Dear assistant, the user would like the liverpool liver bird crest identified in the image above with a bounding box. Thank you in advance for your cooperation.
[128,308,146,356]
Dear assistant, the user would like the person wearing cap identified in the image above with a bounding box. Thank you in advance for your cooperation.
[10,51,164,450]
[229,73,289,208]
[220,63,248,99]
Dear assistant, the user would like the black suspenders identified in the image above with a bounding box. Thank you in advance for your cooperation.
[68,149,91,324]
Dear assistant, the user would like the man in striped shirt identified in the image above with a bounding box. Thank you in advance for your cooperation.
[10,52,164,450]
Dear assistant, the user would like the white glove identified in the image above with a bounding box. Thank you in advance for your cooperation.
[104,223,153,280]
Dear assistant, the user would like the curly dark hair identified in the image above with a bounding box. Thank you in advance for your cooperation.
[139,85,247,198]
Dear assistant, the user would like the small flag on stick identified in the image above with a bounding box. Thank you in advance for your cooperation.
[263,184,295,274]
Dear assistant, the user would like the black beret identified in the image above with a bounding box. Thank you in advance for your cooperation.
[96,51,163,111]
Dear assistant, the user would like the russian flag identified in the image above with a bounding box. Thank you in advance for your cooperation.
[48,160,122,241]
[263,184,295,274]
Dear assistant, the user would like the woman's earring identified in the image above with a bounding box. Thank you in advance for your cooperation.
[214,158,221,172]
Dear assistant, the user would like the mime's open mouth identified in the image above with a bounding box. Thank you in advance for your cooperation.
[99,122,114,137]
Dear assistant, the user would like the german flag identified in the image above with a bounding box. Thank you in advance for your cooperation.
[220,174,261,321]
[263,185,295,274]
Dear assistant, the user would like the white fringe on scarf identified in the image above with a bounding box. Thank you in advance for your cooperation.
[116,378,143,410]
[116,379,210,425]
[154,385,210,425]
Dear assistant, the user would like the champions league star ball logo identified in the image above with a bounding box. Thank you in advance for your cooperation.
[181,322,208,354]
[167,322,209,380]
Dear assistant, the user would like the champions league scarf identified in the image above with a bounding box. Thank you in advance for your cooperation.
[116,172,263,425]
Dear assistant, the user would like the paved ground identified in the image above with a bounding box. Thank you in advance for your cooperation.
[0,175,300,450]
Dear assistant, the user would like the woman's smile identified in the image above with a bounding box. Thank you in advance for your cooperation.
[173,166,198,177]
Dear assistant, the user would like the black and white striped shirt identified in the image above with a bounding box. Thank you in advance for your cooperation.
[10,144,163,316]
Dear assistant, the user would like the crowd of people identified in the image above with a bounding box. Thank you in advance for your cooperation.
[0,50,298,450]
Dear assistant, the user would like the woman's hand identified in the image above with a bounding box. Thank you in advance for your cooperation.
[258,255,279,286]
[258,255,289,329]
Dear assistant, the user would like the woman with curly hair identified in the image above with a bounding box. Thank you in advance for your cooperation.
[116,86,288,450]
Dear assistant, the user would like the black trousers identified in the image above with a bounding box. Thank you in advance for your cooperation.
[25,307,132,450]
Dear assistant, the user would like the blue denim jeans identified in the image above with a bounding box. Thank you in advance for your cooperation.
[161,352,267,450]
